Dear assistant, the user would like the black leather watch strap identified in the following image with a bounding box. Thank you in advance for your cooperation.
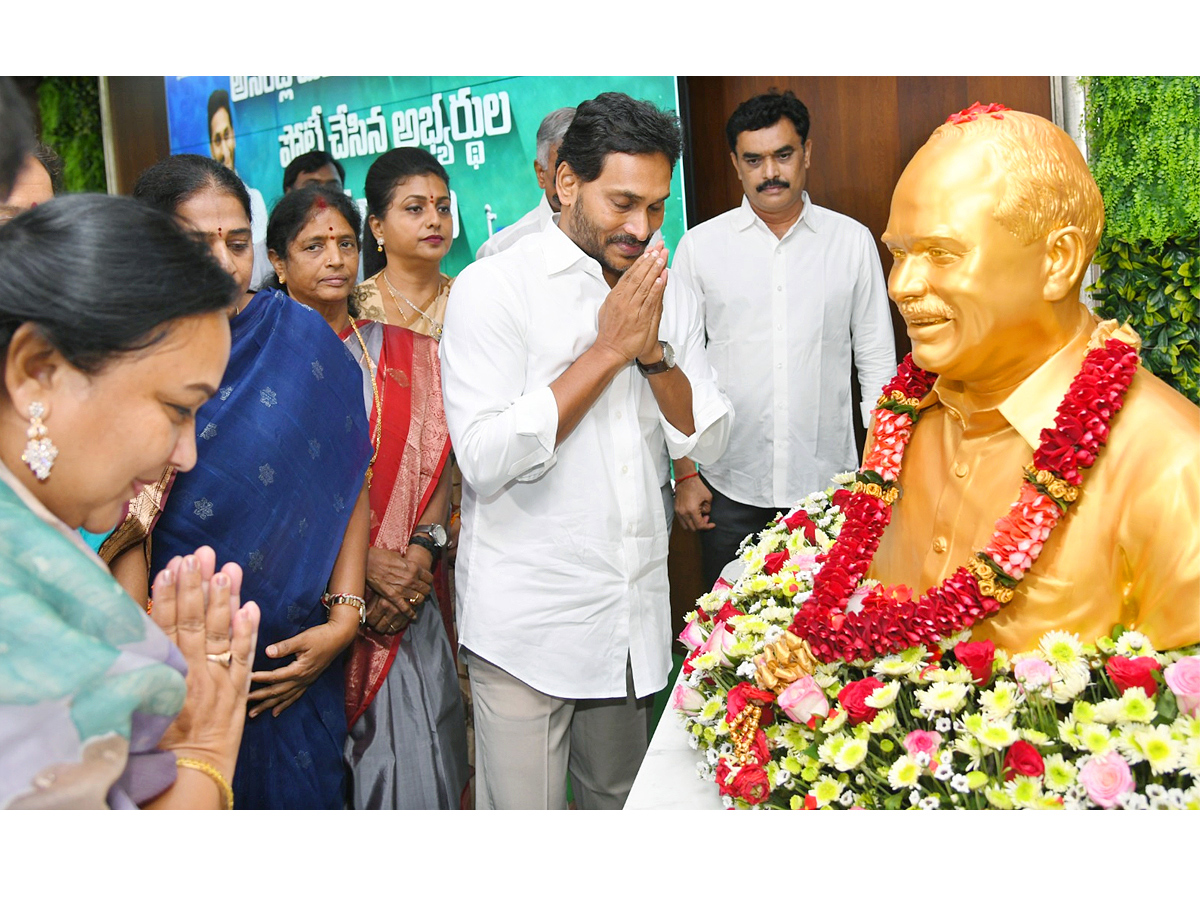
[408,533,441,562]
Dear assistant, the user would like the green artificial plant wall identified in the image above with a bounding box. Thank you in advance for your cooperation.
[1082,76,1200,404]
[37,77,106,193]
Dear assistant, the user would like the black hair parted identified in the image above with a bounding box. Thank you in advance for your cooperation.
[133,154,252,221]
[361,147,449,278]
[0,194,238,375]
[725,90,811,152]
[264,183,362,292]
[282,150,346,194]
[556,92,682,184]
[207,89,232,131]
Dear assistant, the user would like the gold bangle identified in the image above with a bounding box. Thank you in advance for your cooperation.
[176,757,234,810]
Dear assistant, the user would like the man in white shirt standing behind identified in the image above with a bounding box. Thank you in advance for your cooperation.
[475,106,575,260]
[672,90,896,589]
[441,92,733,809]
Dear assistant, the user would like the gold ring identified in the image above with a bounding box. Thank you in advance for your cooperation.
[206,651,233,667]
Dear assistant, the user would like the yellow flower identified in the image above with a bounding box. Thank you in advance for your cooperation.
[887,756,922,789]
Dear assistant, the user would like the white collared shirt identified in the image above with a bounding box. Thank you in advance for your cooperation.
[441,220,734,699]
[672,192,896,508]
[475,195,555,260]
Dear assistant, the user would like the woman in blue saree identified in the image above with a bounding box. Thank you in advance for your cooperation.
[0,195,258,809]
[123,156,372,809]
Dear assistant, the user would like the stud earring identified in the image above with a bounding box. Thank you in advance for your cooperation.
[21,401,57,481]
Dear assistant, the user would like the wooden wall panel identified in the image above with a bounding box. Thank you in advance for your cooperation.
[104,77,170,195]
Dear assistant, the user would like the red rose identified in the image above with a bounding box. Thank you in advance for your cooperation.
[715,759,733,794]
[749,728,771,764]
[682,647,701,675]
[1106,655,1162,697]
[763,550,790,575]
[714,601,743,624]
[1003,740,1045,780]
[728,764,771,805]
[953,639,996,685]
[837,676,883,724]
[725,681,777,726]
[782,508,818,542]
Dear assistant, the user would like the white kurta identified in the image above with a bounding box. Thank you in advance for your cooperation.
[441,220,733,699]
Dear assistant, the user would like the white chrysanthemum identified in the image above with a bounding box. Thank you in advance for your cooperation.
[1072,700,1098,724]
[1050,661,1091,703]
[866,707,897,734]
[812,775,843,808]
[1182,738,1200,780]
[839,790,857,807]
[687,731,700,750]
[935,717,953,733]
[831,738,870,772]
[1171,715,1200,741]
[735,659,758,680]
[915,682,971,714]
[939,629,971,651]
[866,681,901,709]
[974,716,1019,750]
[1039,630,1085,670]
[820,707,848,733]
[1080,723,1115,756]
[695,760,712,780]
[1122,724,1183,774]
[1020,729,1051,746]
[690,652,719,673]
[1116,688,1159,724]
[934,762,955,781]
[1042,753,1076,793]
[817,735,848,769]
[873,646,927,677]
[992,648,1011,675]
[699,697,724,724]
[1006,776,1043,809]
[924,665,975,684]
[1057,714,1084,750]
[1113,630,1154,658]
[950,773,971,793]
[952,733,983,766]
[888,756,923,789]
[980,681,1023,719]
[918,795,940,810]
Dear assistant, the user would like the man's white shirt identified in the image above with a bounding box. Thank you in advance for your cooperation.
[441,219,733,699]
[672,192,896,508]
[475,195,554,260]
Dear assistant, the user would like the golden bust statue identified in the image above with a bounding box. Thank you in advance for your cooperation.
[870,106,1199,653]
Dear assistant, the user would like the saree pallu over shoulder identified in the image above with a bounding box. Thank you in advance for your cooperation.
[150,289,371,809]
[0,476,185,810]
[342,323,450,727]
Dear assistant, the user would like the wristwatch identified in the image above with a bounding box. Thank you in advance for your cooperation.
[409,524,448,562]
[636,341,676,376]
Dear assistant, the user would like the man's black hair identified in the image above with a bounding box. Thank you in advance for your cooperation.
[725,90,810,152]
[207,89,231,131]
[556,92,681,183]
[282,150,346,194]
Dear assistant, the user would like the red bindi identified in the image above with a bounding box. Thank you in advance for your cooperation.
[217,226,222,237]
[315,196,328,210]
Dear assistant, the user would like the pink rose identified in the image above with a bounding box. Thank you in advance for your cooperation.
[1078,751,1135,808]
[671,683,705,713]
[1013,657,1056,689]
[902,730,943,761]
[678,619,707,651]
[777,675,830,724]
[1164,656,1200,716]
[702,622,736,667]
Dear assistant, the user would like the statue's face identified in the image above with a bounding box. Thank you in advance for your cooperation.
[882,137,1057,390]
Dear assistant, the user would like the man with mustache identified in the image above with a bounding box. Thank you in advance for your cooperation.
[441,92,733,809]
[870,106,1198,652]
[672,90,896,589]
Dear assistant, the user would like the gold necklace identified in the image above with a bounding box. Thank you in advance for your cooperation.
[347,317,382,487]
[381,271,443,341]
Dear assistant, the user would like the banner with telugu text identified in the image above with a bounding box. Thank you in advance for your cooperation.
[164,76,685,276]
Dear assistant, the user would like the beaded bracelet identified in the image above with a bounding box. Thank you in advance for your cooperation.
[176,757,234,810]
[323,591,367,625]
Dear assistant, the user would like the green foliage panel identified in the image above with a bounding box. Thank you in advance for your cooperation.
[1084,76,1199,406]
[1092,235,1199,403]
[37,77,106,193]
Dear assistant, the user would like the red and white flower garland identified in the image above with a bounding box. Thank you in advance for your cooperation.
[787,338,1140,664]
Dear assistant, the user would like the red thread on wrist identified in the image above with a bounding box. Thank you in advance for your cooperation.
[676,471,700,484]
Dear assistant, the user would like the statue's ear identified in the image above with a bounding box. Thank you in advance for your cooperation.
[1043,226,1088,303]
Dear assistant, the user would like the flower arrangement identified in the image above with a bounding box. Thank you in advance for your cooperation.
[674,484,1200,810]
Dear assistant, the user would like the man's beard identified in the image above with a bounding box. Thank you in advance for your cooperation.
[567,192,647,279]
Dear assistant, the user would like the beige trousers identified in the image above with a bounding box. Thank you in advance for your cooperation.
[465,650,651,810]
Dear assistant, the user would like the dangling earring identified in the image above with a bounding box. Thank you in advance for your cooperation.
[377,238,384,253]
[21,401,57,481]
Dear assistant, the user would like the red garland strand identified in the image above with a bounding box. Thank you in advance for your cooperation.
[788,339,1139,664]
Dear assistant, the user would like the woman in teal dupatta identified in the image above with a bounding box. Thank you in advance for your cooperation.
[0,195,258,809]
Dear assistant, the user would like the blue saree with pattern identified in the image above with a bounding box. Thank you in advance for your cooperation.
[150,289,370,809]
